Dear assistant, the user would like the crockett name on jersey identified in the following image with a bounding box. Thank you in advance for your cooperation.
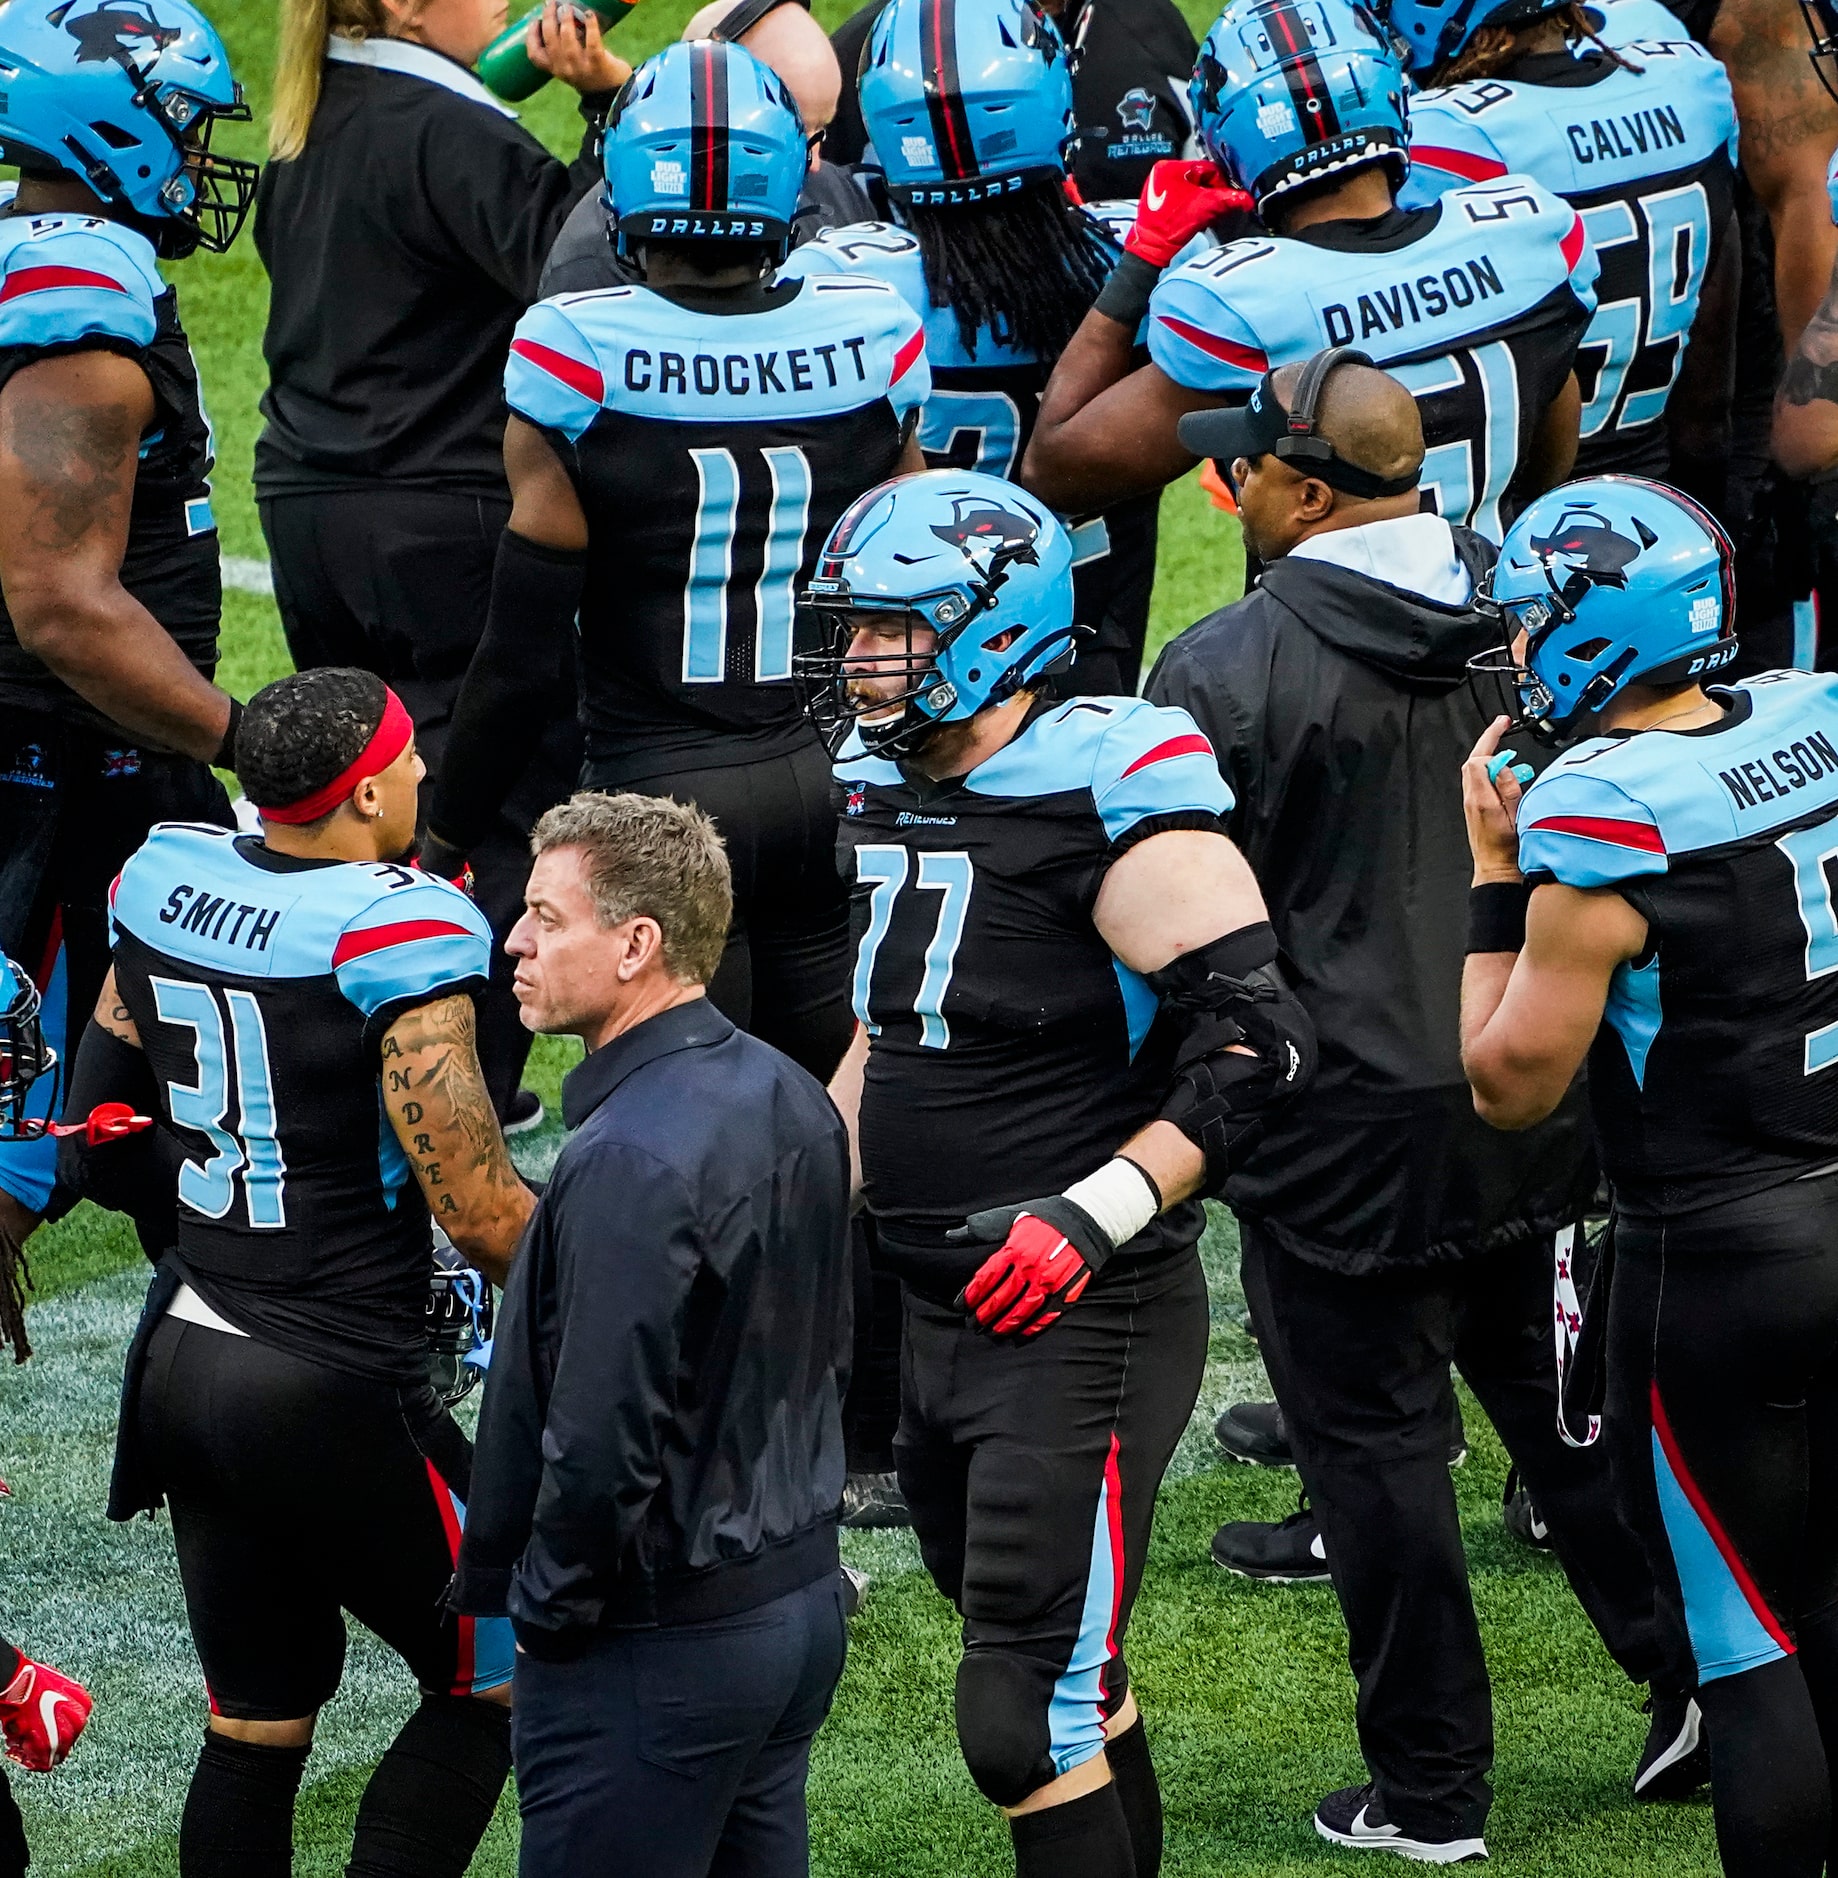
[109,824,492,1383]
[1149,176,1599,541]
[1518,671,1838,1218]
[835,693,1231,1298]
[505,274,927,782]
[1402,37,1737,476]
[0,205,220,729]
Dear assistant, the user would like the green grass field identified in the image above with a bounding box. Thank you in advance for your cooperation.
[4,1,1722,1869]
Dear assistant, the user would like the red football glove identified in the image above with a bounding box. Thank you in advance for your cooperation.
[950,1195,1114,1339]
[1124,159,1256,268]
[0,1651,93,1772]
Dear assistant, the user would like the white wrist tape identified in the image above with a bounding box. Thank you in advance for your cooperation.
[1062,1158,1161,1250]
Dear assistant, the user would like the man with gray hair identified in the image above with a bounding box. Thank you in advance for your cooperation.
[453,791,853,1877]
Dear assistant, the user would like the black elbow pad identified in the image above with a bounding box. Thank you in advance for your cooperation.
[1148,922,1317,1196]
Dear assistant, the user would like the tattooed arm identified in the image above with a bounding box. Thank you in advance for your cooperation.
[381,995,536,1285]
[1774,250,1838,478]
[0,351,234,761]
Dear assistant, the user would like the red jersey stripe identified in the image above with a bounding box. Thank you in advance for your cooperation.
[1412,144,1510,182]
[1530,813,1665,853]
[510,337,604,404]
[1154,314,1269,375]
[0,265,131,303]
[892,326,925,381]
[1561,212,1587,273]
[331,918,477,969]
[1119,732,1215,778]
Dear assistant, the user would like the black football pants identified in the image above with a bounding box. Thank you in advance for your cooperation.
[260,488,581,1119]
[1608,1177,1838,1878]
[1242,1217,1688,1842]
[1064,495,1159,700]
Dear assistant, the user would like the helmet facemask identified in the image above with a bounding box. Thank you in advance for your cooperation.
[0,965,55,1143]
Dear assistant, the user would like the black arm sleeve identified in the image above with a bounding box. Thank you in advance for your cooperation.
[425,529,586,859]
[56,1024,183,1263]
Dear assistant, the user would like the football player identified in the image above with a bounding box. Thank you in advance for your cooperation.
[798,469,1315,1878]
[1460,479,1838,1878]
[0,0,253,1288]
[1394,0,1739,498]
[1022,0,1600,548]
[59,669,535,1878]
[780,0,1252,696]
[423,38,928,1086]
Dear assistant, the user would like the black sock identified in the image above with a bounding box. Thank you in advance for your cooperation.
[1008,1781,1135,1878]
[346,1695,512,1878]
[1696,1654,1831,1878]
[180,1731,309,1878]
[1104,1720,1162,1878]
[0,1761,28,1878]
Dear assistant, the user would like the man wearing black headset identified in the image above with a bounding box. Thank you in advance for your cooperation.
[1144,349,1700,1862]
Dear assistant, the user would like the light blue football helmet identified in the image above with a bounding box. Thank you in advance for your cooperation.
[605,40,807,261]
[1381,0,1571,74]
[1488,476,1737,733]
[1191,0,1410,210]
[795,470,1080,757]
[859,0,1075,207]
[0,0,255,255]
[0,955,53,1141]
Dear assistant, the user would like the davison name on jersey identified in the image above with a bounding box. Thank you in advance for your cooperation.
[1517,671,1838,1216]
[0,206,220,727]
[1402,35,1737,474]
[505,273,928,778]
[835,693,1231,1297]
[109,823,492,1382]
[1148,176,1599,541]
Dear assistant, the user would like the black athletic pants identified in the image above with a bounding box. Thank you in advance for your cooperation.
[1064,495,1159,700]
[0,706,231,1217]
[585,740,854,1083]
[512,1574,847,1878]
[893,1248,1209,1807]
[260,488,581,1118]
[1242,1217,1686,1841]
[1608,1177,1838,1878]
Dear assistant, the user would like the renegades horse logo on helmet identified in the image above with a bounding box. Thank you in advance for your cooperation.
[56,0,181,63]
[930,498,1041,575]
[1528,508,1653,592]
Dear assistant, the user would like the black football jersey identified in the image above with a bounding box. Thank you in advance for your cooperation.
[1519,672,1838,1215]
[835,695,1231,1298]
[109,825,492,1382]
[504,273,927,785]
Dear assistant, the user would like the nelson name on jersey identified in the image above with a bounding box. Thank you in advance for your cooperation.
[1319,248,1518,346]
[1715,727,1838,811]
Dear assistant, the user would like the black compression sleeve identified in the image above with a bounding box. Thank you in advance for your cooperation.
[425,530,586,857]
[56,1023,182,1262]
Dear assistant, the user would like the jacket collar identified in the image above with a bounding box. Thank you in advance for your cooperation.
[561,998,735,1130]
[324,34,518,118]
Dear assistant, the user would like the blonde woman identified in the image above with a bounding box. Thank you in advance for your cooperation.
[253,0,623,1133]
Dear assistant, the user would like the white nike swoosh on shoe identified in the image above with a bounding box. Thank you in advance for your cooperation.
[1311,1532,1327,1560]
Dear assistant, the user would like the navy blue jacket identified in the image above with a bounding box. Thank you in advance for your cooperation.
[453,1000,851,1646]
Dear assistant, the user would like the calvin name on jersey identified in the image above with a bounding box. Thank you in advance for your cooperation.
[0,206,220,726]
[109,823,492,1381]
[1518,671,1838,1215]
[506,273,928,779]
[1402,37,1736,475]
[835,693,1231,1296]
[1149,176,1599,541]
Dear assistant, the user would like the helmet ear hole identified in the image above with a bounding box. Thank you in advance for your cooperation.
[1566,637,1611,662]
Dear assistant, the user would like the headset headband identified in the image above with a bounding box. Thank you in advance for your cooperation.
[709,0,809,42]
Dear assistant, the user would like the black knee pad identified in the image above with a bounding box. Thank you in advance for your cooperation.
[955,1649,1055,1807]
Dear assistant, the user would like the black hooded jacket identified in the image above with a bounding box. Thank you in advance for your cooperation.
[1147,525,1595,1275]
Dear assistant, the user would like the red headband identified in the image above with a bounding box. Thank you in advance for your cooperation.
[260,688,414,826]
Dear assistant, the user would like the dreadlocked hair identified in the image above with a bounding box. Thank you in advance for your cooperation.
[1433,1,1640,84]
[1,1229,30,1364]
[905,176,1116,364]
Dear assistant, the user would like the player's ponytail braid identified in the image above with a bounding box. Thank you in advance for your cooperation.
[271,0,397,160]
[905,177,1118,367]
[1434,2,1640,85]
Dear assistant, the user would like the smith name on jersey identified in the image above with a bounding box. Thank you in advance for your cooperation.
[1148,176,1599,541]
[505,273,928,782]
[835,693,1231,1298]
[1402,34,1737,475]
[0,203,220,727]
[1518,671,1838,1217]
[109,823,492,1382]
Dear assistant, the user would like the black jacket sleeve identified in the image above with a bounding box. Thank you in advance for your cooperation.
[1144,611,1267,848]
[56,1022,183,1263]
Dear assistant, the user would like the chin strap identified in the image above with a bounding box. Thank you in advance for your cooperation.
[6,1102,153,1146]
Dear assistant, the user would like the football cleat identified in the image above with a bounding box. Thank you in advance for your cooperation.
[0,1652,93,1772]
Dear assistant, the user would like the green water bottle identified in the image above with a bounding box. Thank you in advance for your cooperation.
[477,0,640,102]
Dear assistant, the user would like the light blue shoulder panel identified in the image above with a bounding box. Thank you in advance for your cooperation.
[0,212,160,355]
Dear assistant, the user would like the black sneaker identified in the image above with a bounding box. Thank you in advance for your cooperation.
[1446,1396,1469,1469]
[1214,1400,1296,1468]
[501,1089,545,1136]
[841,1470,911,1529]
[1633,1692,1709,1801]
[1210,1497,1331,1583]
[1314,1784,1487,1863]
[1501,1467,1550,1550]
